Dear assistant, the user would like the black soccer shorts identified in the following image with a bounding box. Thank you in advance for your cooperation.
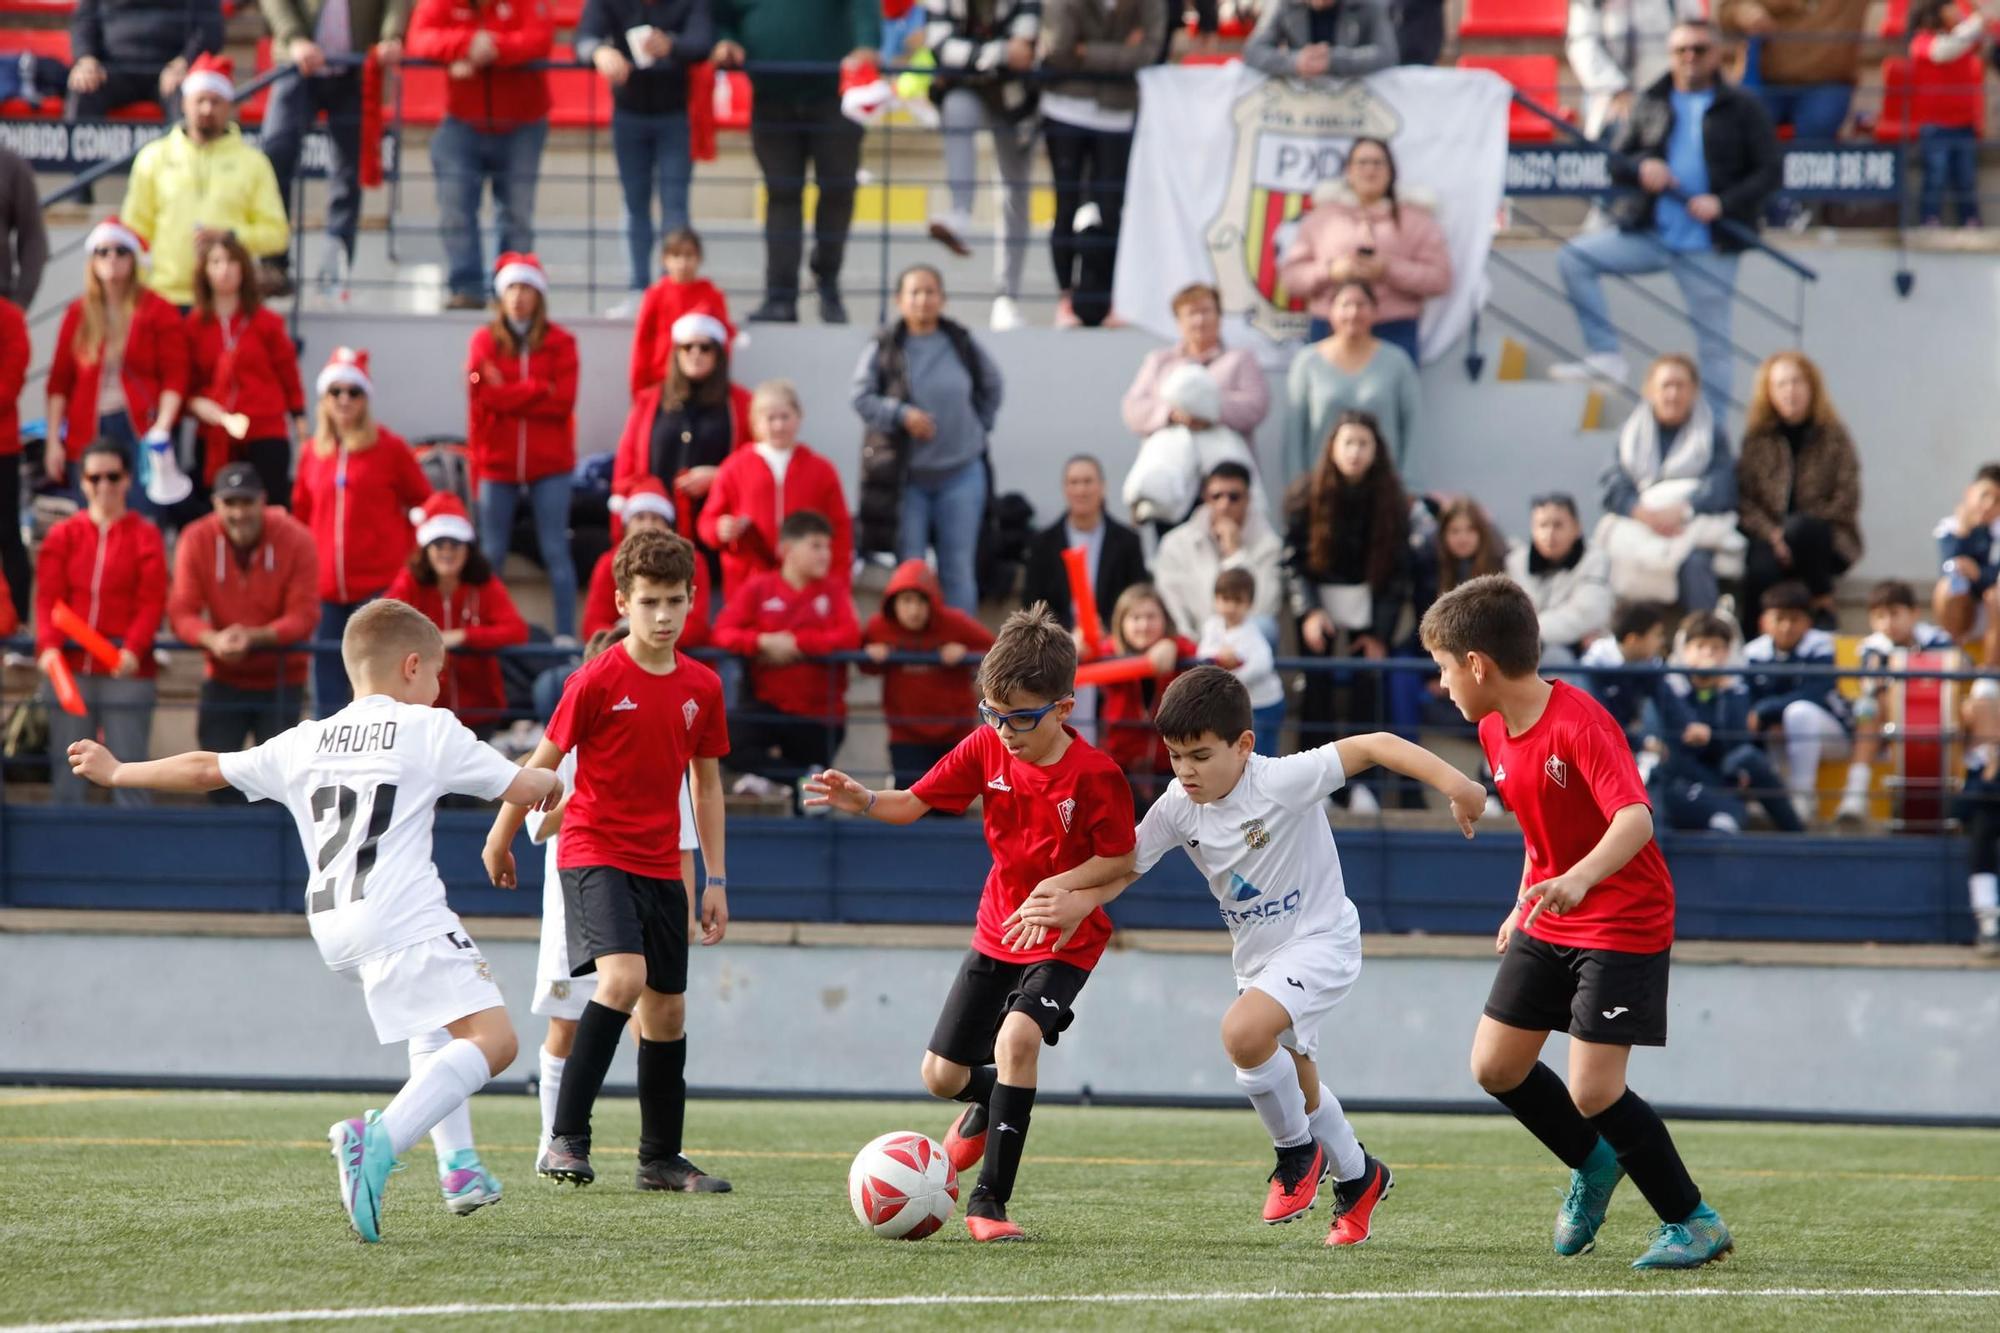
[559,865,690,996]
[1483,929,1671,1047]
[927,949,1092,1068]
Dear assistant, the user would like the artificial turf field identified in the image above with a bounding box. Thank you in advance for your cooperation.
[2,1089,1996,1331]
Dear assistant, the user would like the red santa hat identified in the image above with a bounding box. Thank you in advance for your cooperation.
[493,251,548,297]
[670,312,731,349]
[410,492,477,547]
[607,476,677,524]
[85,216,147,260]
[181,52,235,102]
[316,346,373,399]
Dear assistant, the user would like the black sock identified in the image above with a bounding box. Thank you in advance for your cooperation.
[550,1000,627,1141]
[972,1082,1036,1209]
[636,1036,688,1164]
[1491,1062,1600,1170]
[954,1065,998,1105]
[1589,1088,1701,1224]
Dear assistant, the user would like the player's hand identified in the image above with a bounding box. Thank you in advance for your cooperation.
[699,884,728,945]
[1448,778,1485,838]
[67,739,119,787]
[803,768,871,814]
[1495,905,1518,954]
[483,839,518,889]
[533,771,565,812]
[1520,873,1588,929]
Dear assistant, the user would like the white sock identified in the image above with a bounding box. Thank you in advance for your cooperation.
[1783,734,1822,801]
[1972,873,2000,926]
[1308,1083,1366,1182]
[1707,811,1740,833]
[1843,761,1871,799]
[538,1048,567,1154]
[381,1039,490,1159]
[409,1029,475,1164]
[1233,1048,1310,1149]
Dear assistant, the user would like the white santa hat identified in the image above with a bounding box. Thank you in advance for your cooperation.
[493,251,548,297]
[316,346,373,399]
[607,476,677,524]
[86,217,147,261]
[670,312,730,348]
[181,52,234,102]
[410,492,477,548]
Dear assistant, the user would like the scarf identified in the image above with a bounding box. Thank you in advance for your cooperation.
[1528,536,1587,576]
[1618,397,1718,492]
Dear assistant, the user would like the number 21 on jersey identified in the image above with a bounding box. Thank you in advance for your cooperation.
[308,783,398,914]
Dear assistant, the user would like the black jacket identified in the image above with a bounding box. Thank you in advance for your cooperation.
[1609,74,1782,254]
[575,0,716,116]
[1020,516,1146,632]
[72,0,224,67]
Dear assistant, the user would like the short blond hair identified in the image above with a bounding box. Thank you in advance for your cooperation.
[342,599,444,682]
[750,378,802,421]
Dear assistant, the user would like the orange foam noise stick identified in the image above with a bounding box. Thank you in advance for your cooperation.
[47,652,87,716]
[1075,654,1162,688]
[52,601,122,671]
[1061,546,1104,654]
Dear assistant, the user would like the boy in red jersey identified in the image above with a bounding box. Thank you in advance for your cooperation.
[483,527,732,1195]
[1422,575,1732,1270]
[805,603,1136,1242]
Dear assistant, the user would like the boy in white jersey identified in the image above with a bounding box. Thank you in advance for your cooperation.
[67,601,562,1245]
[1007,666,1484,1246]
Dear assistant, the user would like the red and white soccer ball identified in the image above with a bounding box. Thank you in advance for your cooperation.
[847,1131,959,1240]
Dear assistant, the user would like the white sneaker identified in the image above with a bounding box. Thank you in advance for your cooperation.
[927,209,972,258]
[989,295,1024,332]
[604,296,640,319]
[314,247,350,303]
[1549,352,1631,386]
[732,773,787,799]
[1834,792,1868,827]
[1345,783,1380,816]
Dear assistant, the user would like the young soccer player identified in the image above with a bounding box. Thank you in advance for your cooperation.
[485,527,732,1193]
[1010,665,1484,1245]
[804,603,1137,1242]
[1836,579,1956,826]
[1421,574,1733,1268]
[67,600,563,1243]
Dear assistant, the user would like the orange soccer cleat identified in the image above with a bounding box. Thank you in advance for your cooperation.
[1262,1140,1329,1224]
[943,1103,989,1174]
[1325,1154,1394,1247]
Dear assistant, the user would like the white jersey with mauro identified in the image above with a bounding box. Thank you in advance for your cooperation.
[217,694,521,970]
[1134,744,1361,983]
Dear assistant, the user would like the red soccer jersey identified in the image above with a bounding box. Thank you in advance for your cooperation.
[1481,680,1675,954]
[546,642,729,878]
[910,726,1137,970]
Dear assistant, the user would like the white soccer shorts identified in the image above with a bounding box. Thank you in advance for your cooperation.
[1241,935,1362,1060]
[339,927,506,1044]
[531,867,596,1020]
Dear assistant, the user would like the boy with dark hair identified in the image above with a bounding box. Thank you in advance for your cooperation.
[713,509,861,803]
[1580,602,1671,747]
[1198,566,1285,755]
[1420,574,1734,1269]
[1658,612,1802,834]
[1012,664,1482,1246]
[1932,462,2000,648]
[485,527,732,1195]
[805,603,1137,1242]
[1743,580,1849,827]
[1836,579,1956,826]
[862,557,995,789]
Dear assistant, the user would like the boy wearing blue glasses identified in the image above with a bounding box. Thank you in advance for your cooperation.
[806,602,1136,1242]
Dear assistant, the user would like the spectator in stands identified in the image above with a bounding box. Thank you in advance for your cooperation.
[67,0,225,121]
[1395,0,1445,67]
[1718,0,1866,144]
[1744,578,1850,825]
[122,55,293,309]
[36,439,167,806]
[167,463,318,794]
[1839,578,1956,825]
[0,294,27,628]
[628,229,735,397]
[851,264,1003,615]
[386,493,531,732]
[922,3,1041,332]
[1566,0,1687,140]
[407,0,555,310]
[1243,0,1398,79]
[466,252,579,640]
[0,144,48,309]
[1153,461,1284,645]
[613,312,753,592]
[577,0,718,303]
[1932,461,2000,650]
[700,379,853,600]
[1284,408,1408,812]
[185,234,306,508]
[1122,363,1266,532]
[1658,609,1806,832]
[1904,0,1989,228]
[44,220,188,493]
[714,508,861,801]
[584,479,712,641]
[1037,0,1166,329]
[1019,453,1146,631]
[1096,581,1196,807]
[1281,280,1420,483]
[1734,350,1862,628]
[1504,492,1615,665]
[1121,282,1271,440]
[1277,137,1451,365]
[1389,495,1507,734]
[1595,353,1738,612]
[292,347,435,714]
[1580,599,1671,743]
[712,0,882,324]
[259,0,410,296]
[1958,677,2000,953]
[1199,566,1285,755]
[1550,18,1780,416]
[862,557,995,789]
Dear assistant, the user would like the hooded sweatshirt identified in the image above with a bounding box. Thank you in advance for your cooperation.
[167,506,319,689]
[861,559,995,746]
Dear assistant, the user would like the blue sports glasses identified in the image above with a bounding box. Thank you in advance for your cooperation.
[978,697,1072,733]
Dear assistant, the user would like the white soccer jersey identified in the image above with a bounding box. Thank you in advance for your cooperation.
[218,695,520,969]
[1134,745,1361,980]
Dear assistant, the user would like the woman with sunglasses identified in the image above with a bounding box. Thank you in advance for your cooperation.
[44,218,188,499]
[34,438,168,805]
[386,493,530,734]
[292,347,437,715]
[466,253,580,640]
[185,232,305,508]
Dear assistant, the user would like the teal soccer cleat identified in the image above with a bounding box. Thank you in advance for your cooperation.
[1554,1140,1625,1256]
[329,1110,398,1243]
[438,1149,503,1216]
[1632,1202,1734,1269]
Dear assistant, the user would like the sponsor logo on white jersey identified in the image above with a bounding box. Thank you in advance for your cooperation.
[1056,797,1076,831]
[1545,755,1567,788]
[612,696,638,713]
[682,698,700,730]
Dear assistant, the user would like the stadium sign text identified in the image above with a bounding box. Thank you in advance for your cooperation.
[0,119,397,178]
[1505,145,1899,199]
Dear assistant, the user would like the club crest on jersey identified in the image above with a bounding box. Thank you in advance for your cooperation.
[1057,797,1076,831]
[814,594,830,617]
[1545,755,1568,788]
[682,698,700,730]
[1240,818,1270,850]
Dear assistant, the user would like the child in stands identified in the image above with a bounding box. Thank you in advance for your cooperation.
[1906,0,1990,228]
[1096,582,1196,808]
[629,229,736,398]
[1198,567,1285,755]
[1743,581,1850,828]
[386,495,530,735]
[583,479,711,647]
[1931,461,2000,649]
[862,557,995,789]
[699,380,852,601]
[1658,612,1803,833]
[1581,602,1671,750]
[1838,578,1957,825]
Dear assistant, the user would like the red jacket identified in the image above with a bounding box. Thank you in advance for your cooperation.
[861,559,993,746]
[385,567,530,728]
[45,291,190,457]
[466,321,578,485]
[0,297,26,457]
[610,380,755,546]
[1911,31,1987,130]
[713,569,859,720]
[406,0,554,131]
[185,306,305,482]
[34,509,169,678]
[697,443,853,602]
[1095,635,1196,775]
[628,277,735,397]
[167,507,319,689]
[581,543,712,647]
[291,427,436,603]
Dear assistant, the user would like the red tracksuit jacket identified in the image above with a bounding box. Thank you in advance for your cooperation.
[167,507,320,689]
[713,570,859,720]
[405,0,554,131]
[291,428,436,603]
[35,510,169,678]
[696,443,853,601]
[46,291,190,456]
[580,543,712,647]
[861,558,993,746]
[466,321,578,485]
[1096,635,1197,774]
[385,567,529,728]
[185,306,305,482]
[628,277,735,397]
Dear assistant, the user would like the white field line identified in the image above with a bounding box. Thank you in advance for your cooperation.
[9,1288,2000,1332]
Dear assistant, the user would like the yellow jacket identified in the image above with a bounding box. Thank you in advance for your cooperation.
[122,124,290,305]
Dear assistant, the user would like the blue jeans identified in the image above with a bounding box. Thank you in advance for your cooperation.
[260,68,364,254]
[1251,700,1285,756]
[898,459,987,615]
[315,597,372,717]
[1919,126,1982,225]
[1756,83,1852,141]
[477,473,576,638]
[611,109,693,291]
[430,117,549,301]
[1557,228,1739,421]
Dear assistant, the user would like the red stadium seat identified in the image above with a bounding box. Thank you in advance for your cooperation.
[0,0,75,15]
[1457,54,1571,143]
[545,45,612,129]
[1458,0,1567,40]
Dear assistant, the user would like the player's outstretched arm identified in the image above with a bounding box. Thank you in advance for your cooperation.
[802,769,932,824]
[1521,802,1653,927]
[500,766,564,812]
[1334,732,1486,837]
[485,737,565,888]
[68,741,227,793]
[1003,867,1141,953]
